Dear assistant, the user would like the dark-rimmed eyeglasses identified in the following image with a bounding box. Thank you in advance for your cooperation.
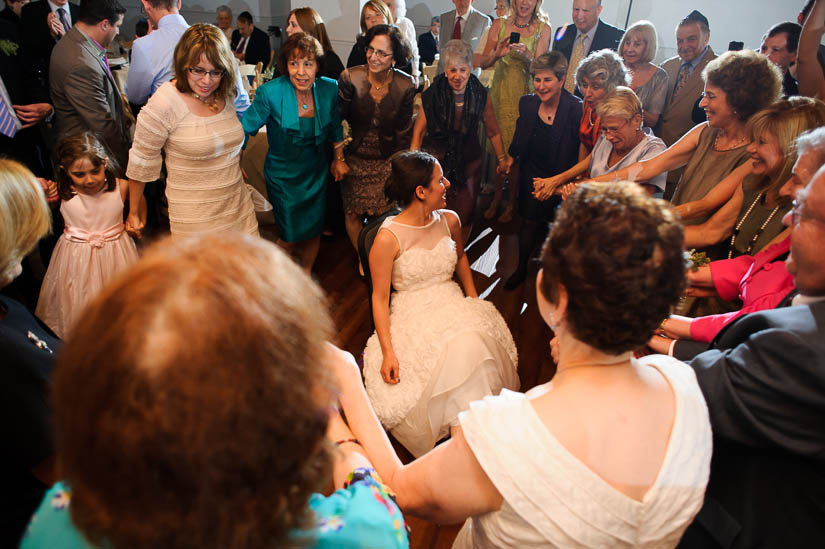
[187,67,226,79]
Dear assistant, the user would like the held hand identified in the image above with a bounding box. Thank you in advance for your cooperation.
[125,212,144,240]
[380,352,400,384]
[331,159,349,182]
[37,178,59,203]
[14,103,53,128]
[496,155,514,175]
[532,175,565,200]
[559,182,579,200]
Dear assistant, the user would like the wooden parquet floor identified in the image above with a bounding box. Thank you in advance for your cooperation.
[309,203,557,548]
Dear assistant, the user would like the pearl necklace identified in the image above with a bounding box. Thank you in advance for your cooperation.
[728,190,781,259]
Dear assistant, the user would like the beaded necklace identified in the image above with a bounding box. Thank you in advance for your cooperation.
[728,190,781,259]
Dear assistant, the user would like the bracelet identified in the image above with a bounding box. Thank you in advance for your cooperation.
[335,156,345,162]
[335,438,360,446]
[497,154,506,162]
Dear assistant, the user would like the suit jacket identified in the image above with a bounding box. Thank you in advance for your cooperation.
[679,299,825,548]
[437,7,490,74]
[230,26,271,68]
[552,19,624,63]
[509,90,582,170]
[20,0,79,96]
[49,26,130,170]
[657,47,717,148]
[338,66,414,158]
[418,31,437,66]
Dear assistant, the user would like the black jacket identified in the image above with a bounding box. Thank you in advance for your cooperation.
[230,26,271,68]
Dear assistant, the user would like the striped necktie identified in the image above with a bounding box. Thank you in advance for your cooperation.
[0,94,19,138]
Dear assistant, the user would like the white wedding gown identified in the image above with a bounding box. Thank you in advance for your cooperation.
[363,210,519,457]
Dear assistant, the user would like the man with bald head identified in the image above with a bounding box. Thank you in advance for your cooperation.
[678,132,825,547]
[552,0,624,94]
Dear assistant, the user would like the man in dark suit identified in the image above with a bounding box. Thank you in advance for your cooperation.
[760,21,802,97]
[230,11,270,68]
[678,152,825,548]
[19,0,80,94]
[552,0,624,94]
[418,16,439,67]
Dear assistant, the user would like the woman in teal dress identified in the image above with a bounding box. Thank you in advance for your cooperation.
[243,33,347,272]
[19,233,408,549]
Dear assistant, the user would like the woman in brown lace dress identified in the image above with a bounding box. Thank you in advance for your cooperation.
[338,24,415,253]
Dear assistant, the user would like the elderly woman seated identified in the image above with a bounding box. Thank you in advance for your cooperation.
[532,49,630,196]
[19,234,409,548]
[411,39,508,242]
[334,182,712,547]
[536,86,667,200]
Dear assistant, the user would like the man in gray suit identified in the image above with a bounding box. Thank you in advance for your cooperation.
[49,0,130,170]
[656,10,716,197]
[437,0,490,74]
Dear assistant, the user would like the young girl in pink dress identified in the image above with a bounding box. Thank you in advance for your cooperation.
[36,133,141,338]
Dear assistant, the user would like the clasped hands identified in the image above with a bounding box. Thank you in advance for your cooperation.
[532,176,590,201]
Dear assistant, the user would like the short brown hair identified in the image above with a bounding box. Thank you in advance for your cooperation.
[0,159,51,285]
[277,32,325,76]
[53,233,334,548]
[539,183,685,354]
[173,23,237,100]
[703,49,782,122]
[530,51,568,81]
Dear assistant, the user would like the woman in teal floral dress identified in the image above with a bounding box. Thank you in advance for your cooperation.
[19,234,408,549]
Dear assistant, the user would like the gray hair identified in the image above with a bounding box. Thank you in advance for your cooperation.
[796,127,825,169]
[441,39,473,69]
[216,4,231,16]
[575,49,630,94]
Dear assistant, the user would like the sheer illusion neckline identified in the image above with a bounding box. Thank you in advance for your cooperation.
[389,213,439,229]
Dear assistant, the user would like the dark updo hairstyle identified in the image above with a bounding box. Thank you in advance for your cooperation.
[56,132,119,201]
[385,150,437,205]
[539,182,686,354]
[361,23,412,67]
[702,49,782,122]
[277,32,325,77]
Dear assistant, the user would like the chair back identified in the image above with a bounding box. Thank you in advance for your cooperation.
[358,207,402,298]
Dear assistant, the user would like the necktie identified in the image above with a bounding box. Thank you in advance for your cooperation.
[236,37,248,54]
[564,33,586,94]
[452,16,462,40]
[57,7,71,36]
[0,91,19,138]
[673,63,691,95]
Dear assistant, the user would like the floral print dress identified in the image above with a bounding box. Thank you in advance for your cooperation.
[20,469,409,548]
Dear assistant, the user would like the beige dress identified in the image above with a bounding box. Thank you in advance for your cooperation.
[670,125,750,226]
[454,354,712,548]
[127,82,259,237]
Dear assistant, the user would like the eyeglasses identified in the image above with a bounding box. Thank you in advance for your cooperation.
[601,119,630,136]
[790,199,825,226]
[365,46,393,60]
[187,67,226,79]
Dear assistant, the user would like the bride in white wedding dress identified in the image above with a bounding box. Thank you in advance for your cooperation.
[363,151,519,457]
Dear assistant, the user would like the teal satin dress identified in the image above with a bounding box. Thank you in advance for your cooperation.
[242,76,343,242]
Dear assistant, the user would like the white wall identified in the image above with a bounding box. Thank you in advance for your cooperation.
[299,1,815,67]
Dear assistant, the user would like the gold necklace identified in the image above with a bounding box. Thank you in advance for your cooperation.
[191,92,218,113]
[369,69,391,91]
[713,130,748,151]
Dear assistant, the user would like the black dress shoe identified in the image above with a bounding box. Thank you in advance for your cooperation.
[503,267,527,290]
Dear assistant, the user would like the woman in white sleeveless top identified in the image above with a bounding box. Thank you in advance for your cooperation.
[334,182,712,547]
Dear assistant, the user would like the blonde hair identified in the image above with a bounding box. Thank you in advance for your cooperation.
[746,96,825,202]
[596,86,643,121]
[619,20,657,64]
[0,159,51,285]
[506,0,550,24]
[173,24,238,100]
